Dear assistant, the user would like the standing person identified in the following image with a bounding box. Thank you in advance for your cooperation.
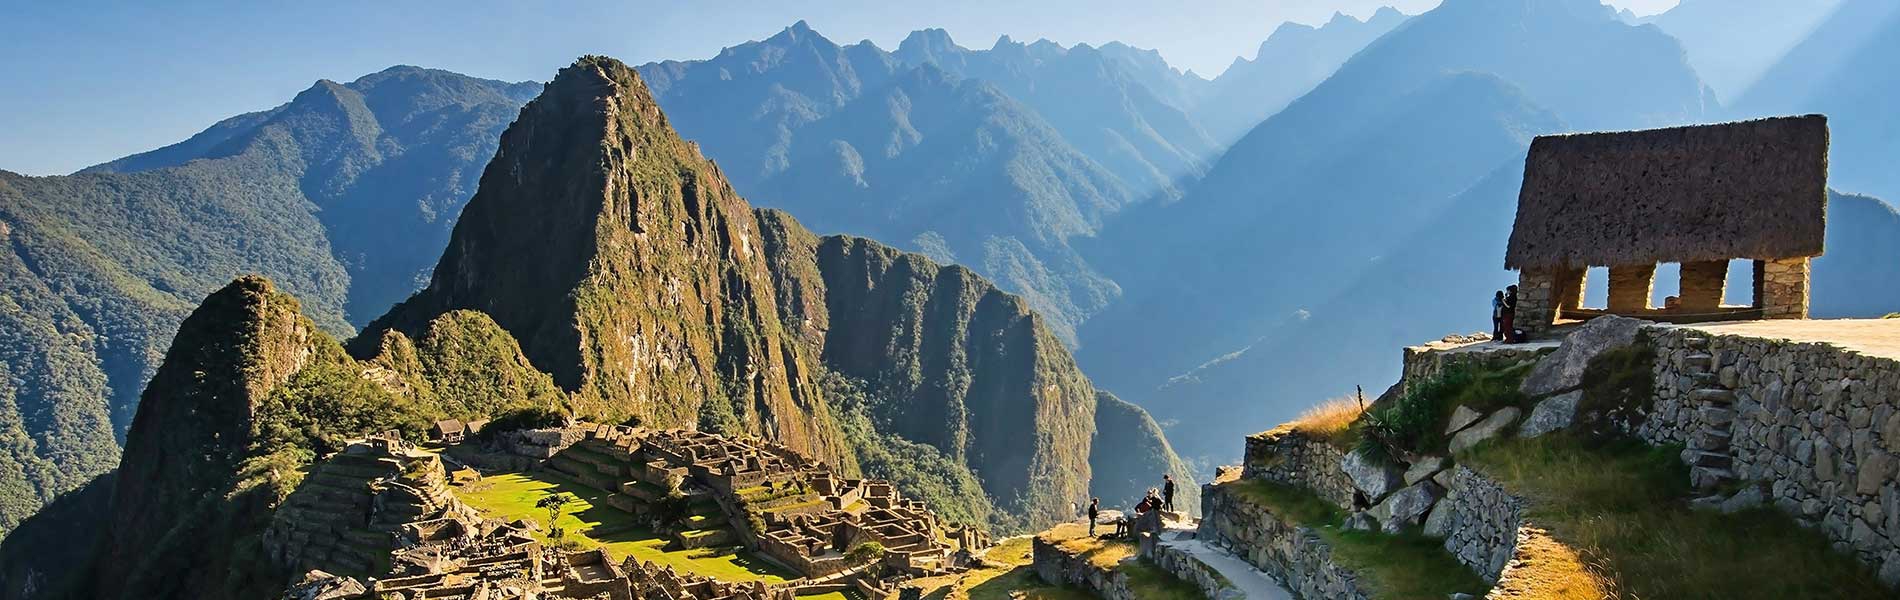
[1501,285,1519,343]
[1087,498,1100,537]
[1492,290,1505,341]
[1162,474,1177,512]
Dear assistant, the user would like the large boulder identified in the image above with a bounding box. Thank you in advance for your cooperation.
[1422,499,1455,538]
[1403,456,1448,485]
[1341,450,1405,502]
[1370,480,1445,532]
[1520,391,1582,438]
[1520,316,1646,396]
[1449,407,1521,454]
[1445,406,1484,435]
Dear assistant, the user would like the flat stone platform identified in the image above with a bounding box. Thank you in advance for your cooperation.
[1661,318,1900,361]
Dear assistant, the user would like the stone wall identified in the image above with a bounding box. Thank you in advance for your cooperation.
[1641,324,1900,583]
[1433,467,1527,581]
[1242,432,1356,510]
[1030,536,1137,600]
[1148,542,1247,600]
[1197,484,1371,600]
[1400,340,1556,395]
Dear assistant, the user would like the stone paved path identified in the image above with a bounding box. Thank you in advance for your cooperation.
[1158,528,1293,599]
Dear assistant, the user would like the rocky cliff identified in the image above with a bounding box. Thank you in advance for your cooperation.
[359,56,1185,529]
[88,276,322,600]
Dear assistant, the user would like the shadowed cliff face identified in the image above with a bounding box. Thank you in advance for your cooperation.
[756,208,1098,526]
[94,276,319,600]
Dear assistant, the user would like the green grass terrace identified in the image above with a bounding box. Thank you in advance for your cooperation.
[454,470,795,583]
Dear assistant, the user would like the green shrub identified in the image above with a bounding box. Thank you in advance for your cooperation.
[1355,363,1531,464]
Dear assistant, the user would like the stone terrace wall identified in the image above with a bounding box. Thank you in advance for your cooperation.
[1434,466,1527,581]
[1030,537,1137,600]
[1642,325,1900,582]
[1198,484,1371,600]
[1400,340,1556,395]
[1243,432,1356,510]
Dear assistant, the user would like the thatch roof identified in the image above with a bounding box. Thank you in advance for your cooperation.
[1506,115,1828,270]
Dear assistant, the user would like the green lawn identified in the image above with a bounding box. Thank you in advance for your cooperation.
[456,471,794,583]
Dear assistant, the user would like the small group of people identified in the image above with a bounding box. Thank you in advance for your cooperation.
[1086,473,1178,538]
[1491,284,1521,343]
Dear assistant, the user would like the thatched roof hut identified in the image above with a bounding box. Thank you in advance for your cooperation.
[1505,115,1829,270]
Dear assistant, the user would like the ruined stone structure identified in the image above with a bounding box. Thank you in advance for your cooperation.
[1505,116,1830,338]
[278,424,990,598]
[265,434,477,578]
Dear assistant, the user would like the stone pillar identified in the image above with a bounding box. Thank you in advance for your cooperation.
[1607,264,1656,313]
[1516,269,1558,338]
[1549,266,1585,313]
[1757,257,1810,319]
[1678,260,1728,311]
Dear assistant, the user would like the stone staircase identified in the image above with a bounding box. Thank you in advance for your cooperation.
[1678,336,1740,490]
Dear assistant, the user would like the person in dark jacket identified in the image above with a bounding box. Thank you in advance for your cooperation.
[1162,474,1177,512]
[1501,285,1519,343]
[1088,498,1100,537]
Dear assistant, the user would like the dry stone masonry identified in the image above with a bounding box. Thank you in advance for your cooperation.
[1641,323,1900,584]
[1197,484,1372,600]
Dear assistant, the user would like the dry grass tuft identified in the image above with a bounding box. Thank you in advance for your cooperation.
[1281,395,1367,449]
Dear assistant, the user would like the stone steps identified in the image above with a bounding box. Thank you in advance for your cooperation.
[1688,388,1735,404]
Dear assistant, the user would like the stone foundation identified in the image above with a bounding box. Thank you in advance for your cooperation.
[1400,339,1556,395]
[1198,484,1371,600]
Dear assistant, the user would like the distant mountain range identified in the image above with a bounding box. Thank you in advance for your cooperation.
[0,67,537,533]
[4,0,1900,544]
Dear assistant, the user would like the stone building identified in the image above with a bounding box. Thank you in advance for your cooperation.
[1505,115,1829,338]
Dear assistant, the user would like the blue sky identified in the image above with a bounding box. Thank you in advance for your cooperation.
[0,0,1678,176]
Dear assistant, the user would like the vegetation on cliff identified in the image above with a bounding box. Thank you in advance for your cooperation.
[0,67,537,533]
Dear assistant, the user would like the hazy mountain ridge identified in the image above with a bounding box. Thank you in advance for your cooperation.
[1732,0,1900,204]
[637,22,1181,342]
[1195,7,1410,145]
[1078,0,1712,462]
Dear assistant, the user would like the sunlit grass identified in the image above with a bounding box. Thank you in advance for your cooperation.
[1286,396,1367,449]
[455,471,793,582]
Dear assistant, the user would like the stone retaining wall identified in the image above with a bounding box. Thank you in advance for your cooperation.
[1030,537,1136,600]
[1148,543,1246,600]
[1433,466,1526,581]
[1400,340,1555,395]
[1641,325,1900,582]
[1243,431,1356,510]
[1198,484,1371,600]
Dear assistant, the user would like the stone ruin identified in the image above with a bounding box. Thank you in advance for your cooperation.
[282,424,990,599]
[533,425,991,581]
[265,433,478,578]
[1506,115,1829,339]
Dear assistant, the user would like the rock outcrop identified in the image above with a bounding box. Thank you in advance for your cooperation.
[89,277,323,600]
